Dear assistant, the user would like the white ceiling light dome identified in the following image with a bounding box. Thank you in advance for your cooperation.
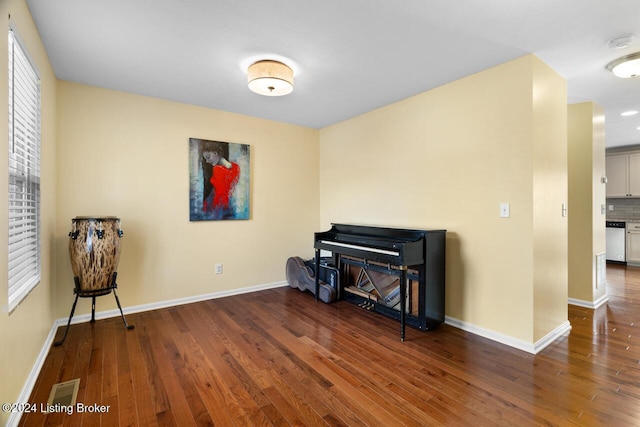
[607,52,640,78]
[247,60,294,96]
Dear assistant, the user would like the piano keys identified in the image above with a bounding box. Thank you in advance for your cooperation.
[313,223,446,341]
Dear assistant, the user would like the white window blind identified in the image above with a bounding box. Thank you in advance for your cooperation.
[8,27,41,312]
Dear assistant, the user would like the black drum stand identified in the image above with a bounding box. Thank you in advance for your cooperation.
[54,272,134,346]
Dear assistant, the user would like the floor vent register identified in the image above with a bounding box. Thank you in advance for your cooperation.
[46,378,80,410]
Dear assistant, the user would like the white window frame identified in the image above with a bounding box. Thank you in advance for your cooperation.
[8,24,41,312]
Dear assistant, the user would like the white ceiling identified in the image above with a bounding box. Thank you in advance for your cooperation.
[25,0,640,147]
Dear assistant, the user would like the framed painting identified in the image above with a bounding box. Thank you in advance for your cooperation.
[189,138,250,221]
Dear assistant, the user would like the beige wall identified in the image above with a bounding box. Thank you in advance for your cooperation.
[568,102,607,303]
[319,55,568,345]
[56,81,320,318]
[532,58,569,341]
[0,1,58,424]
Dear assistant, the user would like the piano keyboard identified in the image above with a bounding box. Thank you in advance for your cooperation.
[319,240,400,257]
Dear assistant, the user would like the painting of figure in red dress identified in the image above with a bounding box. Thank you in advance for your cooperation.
[189,138,250,221]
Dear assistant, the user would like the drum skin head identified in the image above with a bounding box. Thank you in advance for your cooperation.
[73,215,119,221]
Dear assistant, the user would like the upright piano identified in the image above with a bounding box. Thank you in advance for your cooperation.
[314,223,446,341]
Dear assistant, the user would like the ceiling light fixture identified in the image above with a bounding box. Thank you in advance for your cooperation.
[247,60,294,96]
[607,52,640,78]
[621,110,639,116]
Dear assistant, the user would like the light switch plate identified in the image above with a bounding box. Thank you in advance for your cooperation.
[500,203,510,218]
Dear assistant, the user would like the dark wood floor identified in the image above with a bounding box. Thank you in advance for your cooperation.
[19,264,640,426]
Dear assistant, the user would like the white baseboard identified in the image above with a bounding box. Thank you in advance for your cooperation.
[7,322,59,427]
[445,316,572,354]
[8,280,288,427]
[568,294,608,309]
[51,280,288,328]
[533,320,572,354]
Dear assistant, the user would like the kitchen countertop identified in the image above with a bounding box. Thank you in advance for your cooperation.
[607,218,640,223]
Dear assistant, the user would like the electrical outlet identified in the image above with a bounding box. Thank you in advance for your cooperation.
[215,263,223,274]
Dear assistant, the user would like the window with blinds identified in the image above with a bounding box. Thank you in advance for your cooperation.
[8,27,41,312]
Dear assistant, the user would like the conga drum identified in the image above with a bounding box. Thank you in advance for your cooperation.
[68,216,123,293]
[55,216,132,346]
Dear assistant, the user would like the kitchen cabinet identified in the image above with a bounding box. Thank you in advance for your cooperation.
[606,152,640,197]
[628,223,640,266]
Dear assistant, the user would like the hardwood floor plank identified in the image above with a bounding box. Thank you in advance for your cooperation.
[184,303,271,425]
[143,313,197,426]
[261,321,403,426]
[298,334,458,426]
[261,383,321,427]
[172,329,243,426]
[166,343,215,426]
[100,320,120,426]
[241,300,395,426]
[296,306,552,426]
[82,320,105,427]
[124,316,160,427]
[21,264,640,426]
[63,324,94,427]
[115,320,138,427]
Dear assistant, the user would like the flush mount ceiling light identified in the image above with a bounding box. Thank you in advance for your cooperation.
[607,52,640,78]
[247,60,294,96]
[621,110,639,116]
